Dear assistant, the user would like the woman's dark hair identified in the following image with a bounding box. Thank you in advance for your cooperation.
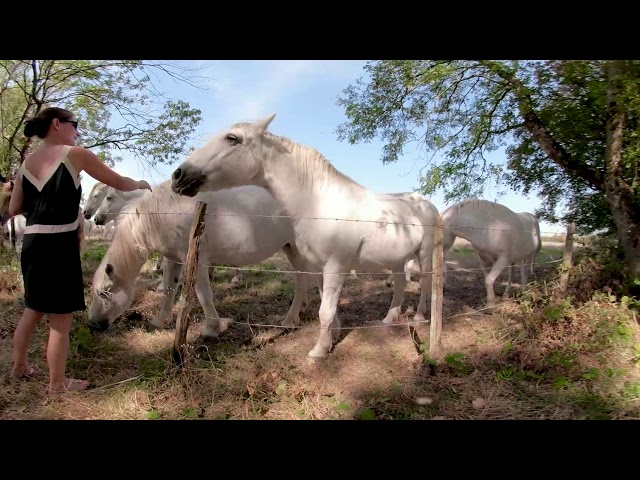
[24,107,75,139]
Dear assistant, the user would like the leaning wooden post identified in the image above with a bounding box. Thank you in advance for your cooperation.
[429,213,444,361]
[557,221,575,297]
[173,201,207,368]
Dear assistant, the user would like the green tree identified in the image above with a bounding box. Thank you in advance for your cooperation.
[0,60,204,176]
[335,60,640,278]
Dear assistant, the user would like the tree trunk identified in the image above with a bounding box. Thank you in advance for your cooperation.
[604,60,640,279]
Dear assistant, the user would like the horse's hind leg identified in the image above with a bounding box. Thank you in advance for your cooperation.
[414,240,434,324]
[282,244,310,311]
[280,245,309,328]
[382,262,408,325]
[195,265,230,341]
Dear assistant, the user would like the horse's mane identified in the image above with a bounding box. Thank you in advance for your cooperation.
[233,122,366,192]
[108,180,181,265]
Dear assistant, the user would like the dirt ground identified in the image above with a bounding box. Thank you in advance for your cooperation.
[1,238,636,420]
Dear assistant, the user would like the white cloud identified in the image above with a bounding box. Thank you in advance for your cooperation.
[203,60,366,124]
[80,60,369,202]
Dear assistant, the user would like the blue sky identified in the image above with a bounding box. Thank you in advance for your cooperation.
[80,60,564,235]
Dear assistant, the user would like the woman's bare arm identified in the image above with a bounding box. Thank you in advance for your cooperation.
[69,146,152,192]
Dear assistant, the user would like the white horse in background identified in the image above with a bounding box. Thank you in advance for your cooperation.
[170,114,441,360]
[84,181,159,269]
[441,199,541,308]
[89,180,312,340]
[83,182,117,240]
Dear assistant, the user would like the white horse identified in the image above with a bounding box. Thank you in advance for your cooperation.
[83,182,117,240]
[170,114,441,360]
[441,199,541,308]
[89,180,311,340]
[84,181,162,271]
[93,185,244,288]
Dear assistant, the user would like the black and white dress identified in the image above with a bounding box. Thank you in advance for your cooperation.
[17,145,86,314]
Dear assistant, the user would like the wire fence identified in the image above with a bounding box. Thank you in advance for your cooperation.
[3,201,575,362]
[191,303,499,334]
[89,208,569,236]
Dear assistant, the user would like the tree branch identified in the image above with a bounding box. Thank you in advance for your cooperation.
[480,60,604,191]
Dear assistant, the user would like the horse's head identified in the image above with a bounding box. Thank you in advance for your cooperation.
[171,114,276,197]
[88,259,135,332]
[83,183,110,219]
[94,188,127,225]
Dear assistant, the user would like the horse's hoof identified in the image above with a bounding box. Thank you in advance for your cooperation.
[308,346,329,359]
[280,315,301,329]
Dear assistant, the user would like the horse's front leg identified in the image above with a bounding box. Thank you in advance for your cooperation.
[485,255,510,309]
[195,264,230,341]
[150,260,183,329]
[308,270,345,359]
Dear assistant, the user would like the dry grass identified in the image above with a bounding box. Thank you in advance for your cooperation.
[1,239,639,420]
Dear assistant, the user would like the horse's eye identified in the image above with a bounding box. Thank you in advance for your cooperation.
[225,134,239,145]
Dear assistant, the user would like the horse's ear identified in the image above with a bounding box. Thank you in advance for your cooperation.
[253,114,276,134]
[105,263,114,277]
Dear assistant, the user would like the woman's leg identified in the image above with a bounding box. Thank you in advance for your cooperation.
[47,313,89,393]
[11,307,44,379]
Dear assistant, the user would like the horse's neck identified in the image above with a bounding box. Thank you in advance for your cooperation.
[260,148,361,217]
[112,225,148,281]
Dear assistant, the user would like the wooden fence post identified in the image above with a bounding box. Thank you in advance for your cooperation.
[429,213,444,360]
[557,222,575,297]
[172,201,207,368]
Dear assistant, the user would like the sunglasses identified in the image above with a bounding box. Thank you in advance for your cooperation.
[61,119,79,129]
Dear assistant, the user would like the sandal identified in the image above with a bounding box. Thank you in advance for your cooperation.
[48,378,91,395]
[10,366,37,381]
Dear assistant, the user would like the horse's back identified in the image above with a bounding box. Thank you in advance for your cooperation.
[444,200,539,260]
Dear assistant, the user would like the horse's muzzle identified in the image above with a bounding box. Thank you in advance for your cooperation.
[171,167,204,197]
[88,318,110,333]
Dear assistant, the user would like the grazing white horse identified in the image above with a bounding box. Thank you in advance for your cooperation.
[89,180,311,340]
[170,114,441,360]
[93,185,243,288]
[441,199,541,308]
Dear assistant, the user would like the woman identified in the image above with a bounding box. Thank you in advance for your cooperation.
[8,106,152,394]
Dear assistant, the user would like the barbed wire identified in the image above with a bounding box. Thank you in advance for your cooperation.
[154,256,564,276]
[95,209,570,236]
[74,233,564,277]
[190,304,497,333]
